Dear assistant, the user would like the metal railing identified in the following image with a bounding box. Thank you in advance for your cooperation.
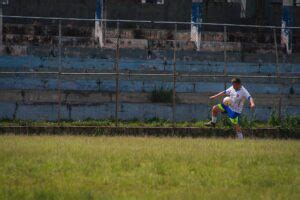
[1,15,300,29]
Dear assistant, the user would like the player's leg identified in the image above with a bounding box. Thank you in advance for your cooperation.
[230,116,243,139]
[205,104,225,127]
[234,124,244,139]
[212,104,224,123]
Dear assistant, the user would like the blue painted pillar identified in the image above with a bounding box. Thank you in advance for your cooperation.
[95,0,104,47]
[191,0,203,51]
[95,0,102,20]
[281,0,293,54]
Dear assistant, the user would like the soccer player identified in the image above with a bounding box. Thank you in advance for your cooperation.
[205,78,255,139]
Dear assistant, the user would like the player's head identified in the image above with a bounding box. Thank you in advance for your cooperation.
[231,78,242,90]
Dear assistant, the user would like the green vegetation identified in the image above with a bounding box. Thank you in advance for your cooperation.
[150,87,173,103]
[0,136,299,200]
[268,111,300,129]
[269,111,282,127]
[1,115,299,129]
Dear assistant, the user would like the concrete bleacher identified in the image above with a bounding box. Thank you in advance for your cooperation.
[0,46,299,122]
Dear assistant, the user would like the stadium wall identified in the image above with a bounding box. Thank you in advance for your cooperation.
[0,48,299,122]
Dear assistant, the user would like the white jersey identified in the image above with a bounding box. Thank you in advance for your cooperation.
[225,86,251,114]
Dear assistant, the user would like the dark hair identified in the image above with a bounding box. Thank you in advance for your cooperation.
[231,78,241,84]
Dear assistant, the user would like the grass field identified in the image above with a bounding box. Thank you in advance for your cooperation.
[0,136,299,200]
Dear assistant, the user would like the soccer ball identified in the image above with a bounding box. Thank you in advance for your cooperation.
[223,97,231,106]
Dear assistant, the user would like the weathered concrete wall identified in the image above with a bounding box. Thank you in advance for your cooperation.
[0,53,299,122]
[0,54,299,74]
[3,45,300,64]
[0,1,299,123]
[2,22,296,52]
[0,90,299,122]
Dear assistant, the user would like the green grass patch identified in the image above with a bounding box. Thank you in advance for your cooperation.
[0,136,299,199]
[1,116,300,129]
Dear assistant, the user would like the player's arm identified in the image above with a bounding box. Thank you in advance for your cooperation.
[209,91,226,100]
[210,87,231,100]
[249,97,255,108]
[244,88,255,108]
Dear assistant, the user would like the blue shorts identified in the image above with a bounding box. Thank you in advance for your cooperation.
[217,103,240,125]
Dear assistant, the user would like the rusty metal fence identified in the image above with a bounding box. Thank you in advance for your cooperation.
[0,15,300,126]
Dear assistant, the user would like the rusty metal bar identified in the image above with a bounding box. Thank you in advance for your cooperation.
[223,25,228,90]
[1,71,299,80]
[172,24,177,129]
[0,15,151,23]
[273,29,280,76]
[1,15,300,29]
[0,5,3,47]
[273,29,282,121]
[0,72,60,75]
[57,20,62,123]
[278,93,283,122]
[115,21,120,127]
[155,21,300,29]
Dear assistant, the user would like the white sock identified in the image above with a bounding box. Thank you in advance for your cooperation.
[212,116,217,123]
[237,132,244,139]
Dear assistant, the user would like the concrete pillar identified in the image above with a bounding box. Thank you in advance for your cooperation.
[281,0,293,54]
[240,0,247,18]
[95,0,104,47]
[191,0,203,51]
